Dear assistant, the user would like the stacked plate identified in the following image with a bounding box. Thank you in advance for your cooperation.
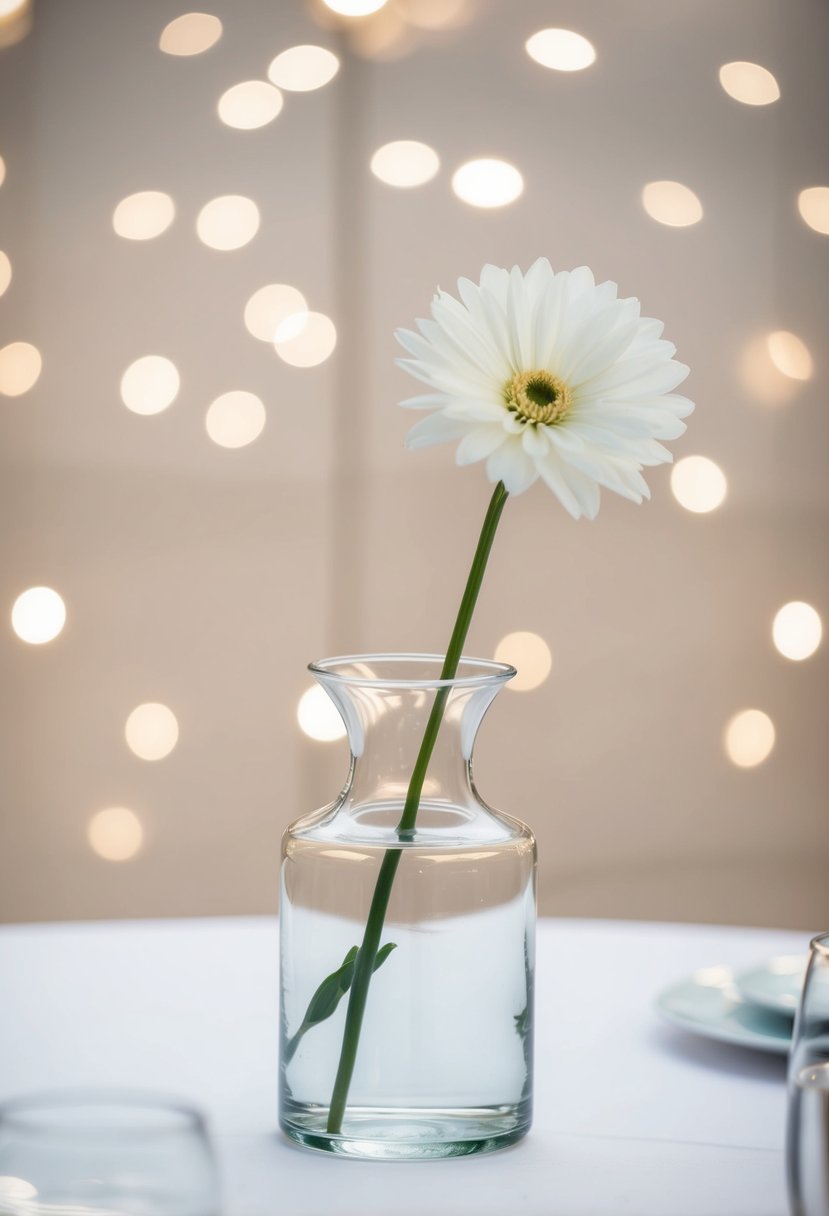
[656,955,807,1054]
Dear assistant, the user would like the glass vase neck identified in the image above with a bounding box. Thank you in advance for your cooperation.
[311,653,515,811]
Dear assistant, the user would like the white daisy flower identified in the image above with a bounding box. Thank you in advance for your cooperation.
[396,259,694,519]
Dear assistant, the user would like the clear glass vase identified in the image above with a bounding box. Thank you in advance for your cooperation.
[279,654,536,1160]
[786,932,829,1216]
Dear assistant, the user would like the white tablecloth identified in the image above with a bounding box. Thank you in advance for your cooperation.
[0,917,811,1215]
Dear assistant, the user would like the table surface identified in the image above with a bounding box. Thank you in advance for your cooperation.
[0,916,812,1216]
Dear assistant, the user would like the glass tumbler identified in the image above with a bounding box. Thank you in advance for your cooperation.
[787,933,829,1216]
[0,1090,220,1216]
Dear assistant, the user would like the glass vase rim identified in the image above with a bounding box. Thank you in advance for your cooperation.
[308,652,517,689]
[809,931,829,957]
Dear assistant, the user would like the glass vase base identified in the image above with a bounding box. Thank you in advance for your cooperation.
[280,1101,531,1159]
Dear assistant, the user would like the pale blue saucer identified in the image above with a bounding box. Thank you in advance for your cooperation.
[656,964,793,1055]
[734,955,806,1017]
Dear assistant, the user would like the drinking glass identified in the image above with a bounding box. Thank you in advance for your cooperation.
[0,1090,220,1216]
[787,932,829,1216]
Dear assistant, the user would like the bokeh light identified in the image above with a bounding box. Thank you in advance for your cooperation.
[0,0,31,48]
[217,81,283,130]
[738,335,802,407]
[275,311,337,367]
[205,390,266,448]
[767,330,813,381]
[120,356,180,415]
[0,155,5,187]
[348,6,411,59]
[718,61,780,105]
[11,586,66,645]
[797,187,829,235]
[112,191,175,240]
[525,28,596,72]
[244,283,307,343]
[322,0,388,14]
[670,455,727,513]
[724,710,775,768]
[494,631,552,691]
[87,807,144,862]
[268,45,340,92]
[297,685,347,742]
[451,159,523,208]
[398,0,469,30]
[0,251,10,297]
[772,601,822,661]
[0,341,41,396]
[642,180,703,227]
[159,12,222,56]
[196,195,260,250]
[370,140,439,188]
[125,702,179,761]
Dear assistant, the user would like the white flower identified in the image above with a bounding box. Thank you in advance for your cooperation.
[396,259,693,519]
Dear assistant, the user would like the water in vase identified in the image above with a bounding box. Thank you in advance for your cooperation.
[280,813,535,1158]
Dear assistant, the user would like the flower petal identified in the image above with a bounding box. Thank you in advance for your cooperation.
[405,412,470,450]
[562,299,641,386]
[630,438,673,466]
[537,450,600,520]
[549,420,630,456]
[455,424,507,466]
[656,393,694,418]
[479,263,510,306]
[443,399,506,423]
[399,392,449,411]
[575,404,689,441]
[396,326,494,396]
[430,291,512,382]
[552,434,651,502]
[454,277,516,377]
[507,264,534,368]
[486,438,539,495]
[522,425,550,457]
[523,257,554,308]
[396,356,493,398]
[578,356,690,402]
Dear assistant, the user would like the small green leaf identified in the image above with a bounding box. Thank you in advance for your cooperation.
[374,942,397,969]
[284,942,398,1066]
[304,951,358,1029]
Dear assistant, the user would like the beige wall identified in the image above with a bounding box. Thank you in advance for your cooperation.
[0,0,827,928]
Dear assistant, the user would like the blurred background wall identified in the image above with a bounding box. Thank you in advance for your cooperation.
[0,0,827,928]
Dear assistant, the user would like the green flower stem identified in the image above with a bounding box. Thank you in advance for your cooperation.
[326,480,510,1135]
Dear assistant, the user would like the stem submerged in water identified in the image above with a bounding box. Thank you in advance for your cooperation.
[326,480,510,1134]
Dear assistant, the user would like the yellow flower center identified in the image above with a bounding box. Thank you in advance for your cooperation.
[504,369,572,426]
